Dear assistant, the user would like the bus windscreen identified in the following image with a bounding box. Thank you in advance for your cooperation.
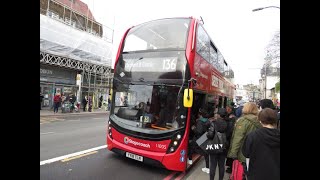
[123,18,190,52]
[112,82,187,132]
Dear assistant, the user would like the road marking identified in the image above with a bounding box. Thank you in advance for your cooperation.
[40,145,107,166]
[163,171,177,180]
[40,118,65,124]
[69,119,80,121]
[40,132,55,135]
[61,151,98,162]
[55,118,65,121]
[174,172,185,180]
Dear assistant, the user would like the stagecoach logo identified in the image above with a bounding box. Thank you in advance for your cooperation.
[124,137,151,148]
[124,137,129,144]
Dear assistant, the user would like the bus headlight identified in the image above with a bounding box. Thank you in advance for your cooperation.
[176,134,181,140]
[166,131,184,154]
[108,121,113,139]
[109,128,112,139]
[173,141,178,146]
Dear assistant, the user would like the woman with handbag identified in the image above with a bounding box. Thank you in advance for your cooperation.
[206,108,228,180]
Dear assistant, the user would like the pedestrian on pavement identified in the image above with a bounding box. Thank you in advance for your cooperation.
[235,101,245,119]
[108,97,111,111]
[40,92,44,110]
[53,93,61,113]
[61,93,66,104]
[259,99,280,130]
[190,108,210,173]
[207,108,228,180]
[99,95,103,109]
[230,102,236,115]
[259,99,274,110]
[82,96,88,112]
[242,108,280,180]
[69,93,77,112]
[225,105,237,174]
[227,102,262,179]
[88,96,93,112]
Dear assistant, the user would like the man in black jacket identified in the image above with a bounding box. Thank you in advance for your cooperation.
[242,108,280,180]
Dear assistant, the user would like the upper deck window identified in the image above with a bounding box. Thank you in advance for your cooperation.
[123,18,190,52]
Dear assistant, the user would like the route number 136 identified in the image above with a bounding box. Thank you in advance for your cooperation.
[162,59,177,71]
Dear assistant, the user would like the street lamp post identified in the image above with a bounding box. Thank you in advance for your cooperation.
[264,64,267,99]
[253,5,279,99]
[252,6,280,12]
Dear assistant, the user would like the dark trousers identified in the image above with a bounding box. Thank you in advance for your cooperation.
[70,102,75,112]
[196,146,209,168]
[83,103,87,112]
[53,103,59,113]
[209,153,226,180]
[226,157,234,168]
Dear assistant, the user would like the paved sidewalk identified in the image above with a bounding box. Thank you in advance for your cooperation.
[40,108,109,117]
[185,157,230,180]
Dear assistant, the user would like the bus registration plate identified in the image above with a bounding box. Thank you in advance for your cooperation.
[125,152,143,162]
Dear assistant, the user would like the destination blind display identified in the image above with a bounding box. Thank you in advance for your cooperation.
[123,57,178,72]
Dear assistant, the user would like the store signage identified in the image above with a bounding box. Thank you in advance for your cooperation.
[40,69,53,75]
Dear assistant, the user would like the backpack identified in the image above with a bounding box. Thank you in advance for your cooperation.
[230,160,244,180]
[205,123,228,154]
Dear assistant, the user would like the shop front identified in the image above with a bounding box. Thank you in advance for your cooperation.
[40,64,78,109]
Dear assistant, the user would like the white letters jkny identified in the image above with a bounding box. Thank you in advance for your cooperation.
[206,144,223,150]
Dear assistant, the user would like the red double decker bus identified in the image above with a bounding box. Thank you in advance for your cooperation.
[107,17,235,172]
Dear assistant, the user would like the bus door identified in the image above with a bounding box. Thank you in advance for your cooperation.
[218,96,223,108]
[188,92,206,162]
[224,97,228,108]
[190,92,206,125]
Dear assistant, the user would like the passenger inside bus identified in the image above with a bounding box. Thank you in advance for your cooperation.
[154,91,177,128]
[136,102,147,117]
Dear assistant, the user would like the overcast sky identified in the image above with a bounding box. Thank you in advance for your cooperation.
[81,0,280,85]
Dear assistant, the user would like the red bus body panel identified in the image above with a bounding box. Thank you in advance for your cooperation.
[107,128,188,171]
[114,27,132,69]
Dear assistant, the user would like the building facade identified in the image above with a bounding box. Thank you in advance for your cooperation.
[40,0,113,109]
[260,65,280,100]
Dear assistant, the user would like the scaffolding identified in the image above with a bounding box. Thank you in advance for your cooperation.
[40,0,114,109]
[40,0,114,41]
[40,51,113,108]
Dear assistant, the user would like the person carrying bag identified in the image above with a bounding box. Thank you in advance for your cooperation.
[197,108,228,180]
